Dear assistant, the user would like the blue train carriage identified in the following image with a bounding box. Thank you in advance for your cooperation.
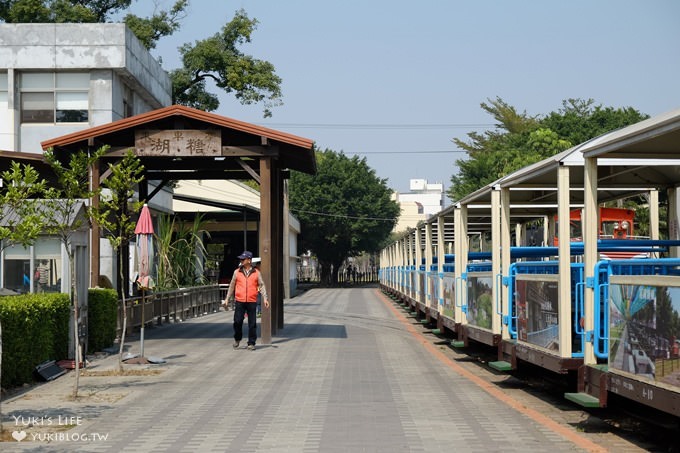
[459,253,497,348]
[499,242,673,376]
[465,246,579,373]
[564,257,680,415]
[420,258,440,328]
[380,237,411,306]
[421,253,456,336]
[403,256,444,329]
[404,220,448,327]
[403,260,416,310]
[506,262,571,374]
[439,255,457,333]
[569,107,680,418]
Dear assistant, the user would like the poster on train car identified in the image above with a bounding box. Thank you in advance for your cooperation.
[515,276,559,350]
[442,274,455,319]
[466,274,493,329]
[609,279,680,389]
[428,274,438,309]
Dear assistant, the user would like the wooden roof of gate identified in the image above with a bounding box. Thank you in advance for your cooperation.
[41,104,316,176]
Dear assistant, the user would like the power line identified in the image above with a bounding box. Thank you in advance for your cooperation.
[345,150,466,155]
[290,208,397,222]
[254,122,494,130]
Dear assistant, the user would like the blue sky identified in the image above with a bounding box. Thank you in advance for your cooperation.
[126,0,680,196]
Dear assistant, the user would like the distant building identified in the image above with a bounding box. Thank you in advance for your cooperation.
[391,179,445,232]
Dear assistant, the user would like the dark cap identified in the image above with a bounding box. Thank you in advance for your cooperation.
[237,251,253,260]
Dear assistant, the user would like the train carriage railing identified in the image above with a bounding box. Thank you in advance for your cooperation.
[507,260,586,357]
[428,264,440,313]
[592,258,680,361]
[417,265,426,305]
[461,261,494,330]
[441,264,456,319]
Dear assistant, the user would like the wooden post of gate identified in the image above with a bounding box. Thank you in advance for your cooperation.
[260,157,273,344]
[273,163,284,330]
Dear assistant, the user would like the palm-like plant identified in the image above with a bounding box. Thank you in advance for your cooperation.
[155,213,209,289]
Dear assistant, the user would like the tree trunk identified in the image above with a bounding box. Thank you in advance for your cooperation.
[319,263,331,285]
[330,262,341,286]
[70,252,80,399]
[117,248,127,373]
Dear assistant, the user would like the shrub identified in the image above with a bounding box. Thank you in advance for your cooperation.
[0,293,70,388]
[87,288,118,352]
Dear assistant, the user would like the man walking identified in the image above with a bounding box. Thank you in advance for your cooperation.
[224,251,269,350]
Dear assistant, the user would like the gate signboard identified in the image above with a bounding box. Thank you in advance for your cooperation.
[135,129,221,157]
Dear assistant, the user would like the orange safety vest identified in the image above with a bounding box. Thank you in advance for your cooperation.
[233,268,260,303]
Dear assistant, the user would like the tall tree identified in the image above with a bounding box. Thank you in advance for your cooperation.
[289,149,400,284]
[122,0,187,49]
[0,162,46,254]
[0,1,282,117]
[0,162,46,434]
[89,149,144,372]
[0,0,133,23]
[169,9,282,116]
[541,98,649,146]
[448,98,648,201]
[449,98,549,200]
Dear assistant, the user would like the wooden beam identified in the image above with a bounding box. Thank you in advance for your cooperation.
[237,158,261,184]
[274,165,284,330]
[147,179,170,200]
[104,144,278,158]
[144,170,253,180]
[221,146,279,157]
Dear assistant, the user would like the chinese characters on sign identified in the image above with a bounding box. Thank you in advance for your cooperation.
[135,130,221,156]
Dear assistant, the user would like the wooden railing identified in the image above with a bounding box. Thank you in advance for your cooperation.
[119,284,223,335]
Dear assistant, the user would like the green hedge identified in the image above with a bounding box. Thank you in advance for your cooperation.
[0,293,70,388]
[87,288,118,352]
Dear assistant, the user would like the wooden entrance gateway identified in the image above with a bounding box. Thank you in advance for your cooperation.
[41,105,316,343]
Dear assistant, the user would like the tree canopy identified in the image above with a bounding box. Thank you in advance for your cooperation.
[0,0,133,23]
[448,98,649,201]
[289,149,400,284]
[0,1,281,116]
[170,9,282,116]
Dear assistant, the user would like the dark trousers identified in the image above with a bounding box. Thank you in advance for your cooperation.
[233,301,258,345]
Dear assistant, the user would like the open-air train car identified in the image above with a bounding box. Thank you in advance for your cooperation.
[380,107,680,418]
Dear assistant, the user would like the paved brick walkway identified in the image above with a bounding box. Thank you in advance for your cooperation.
[2,287,644,452]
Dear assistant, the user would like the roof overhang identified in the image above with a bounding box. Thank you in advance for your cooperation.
[580,108,680,159]
[41,105,317,175]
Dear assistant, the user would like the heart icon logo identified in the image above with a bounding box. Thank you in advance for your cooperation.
[12,430,27,442]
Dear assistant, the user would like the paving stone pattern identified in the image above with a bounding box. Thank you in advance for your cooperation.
[2,287,626,452]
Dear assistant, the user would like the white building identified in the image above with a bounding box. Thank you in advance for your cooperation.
[0,23,171,297]
[0,23,171,153]
[391,179,445,232]
[172,180,301,297]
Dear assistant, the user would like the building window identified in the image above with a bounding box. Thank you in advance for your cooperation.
[2,238,62,294]
[20,72,89,124]
[0,72,9,149]
[0,72,7,102]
